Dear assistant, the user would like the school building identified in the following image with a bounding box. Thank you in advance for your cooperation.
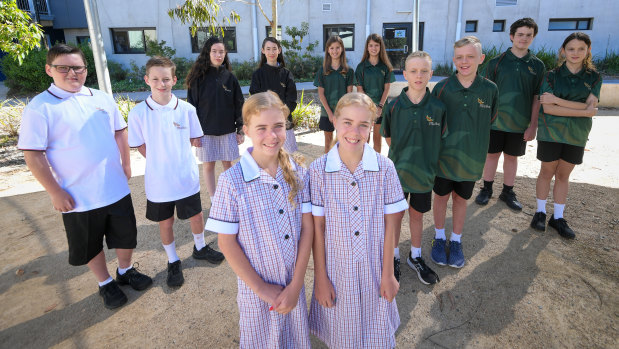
[16,0,619,72]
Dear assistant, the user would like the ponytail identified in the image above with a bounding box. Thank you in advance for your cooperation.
[277,147,305,208]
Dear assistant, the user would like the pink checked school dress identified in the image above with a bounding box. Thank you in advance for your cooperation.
[309,143,408,348]
[204,148,312,348]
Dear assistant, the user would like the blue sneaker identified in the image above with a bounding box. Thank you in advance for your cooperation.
[448,241,465,268]
[431,239,448,266]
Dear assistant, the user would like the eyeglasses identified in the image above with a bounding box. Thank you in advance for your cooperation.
[50,65,87,74]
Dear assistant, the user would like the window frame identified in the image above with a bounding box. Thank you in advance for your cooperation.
[323,24,355,51]
[190,27,238,53]
[110,28,156,54]
[465,20,478,33]
[493,20,506,32]
[265,25,283,40]
[548,18,593,31]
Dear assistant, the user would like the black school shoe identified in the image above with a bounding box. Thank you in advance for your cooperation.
[116,265,153,291]
[499,189,523,211]
[407,253,440,285]
[192,244,225,263]
[167,260,184,287]
[475,187,492,205]
[530,212,546,231]
[99,280,128,309]
[394,258,401,282]
[548,215,576,239]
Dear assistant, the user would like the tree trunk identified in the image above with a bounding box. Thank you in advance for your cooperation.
[270,0,277,38]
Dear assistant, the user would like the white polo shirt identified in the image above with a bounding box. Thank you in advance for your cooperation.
[128,95,203,203]
[17,84,130,212]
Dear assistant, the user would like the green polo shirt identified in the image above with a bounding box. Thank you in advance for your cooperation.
[482,48,546,133]
[381,87,447,193]
[313,66,355,117]
[431,72,498,182]
[537,63,602,147]
[355,60,396,104]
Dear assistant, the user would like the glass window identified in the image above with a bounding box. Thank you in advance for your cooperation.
[323,24,355,51]
[265,26,282,40]
[190,27,237,53]
[111,28,156,54]
[76,36,91,45]
[493,20,505,32]
[496,0,517,5]
[465,21,477,33]
[548,18,592,31]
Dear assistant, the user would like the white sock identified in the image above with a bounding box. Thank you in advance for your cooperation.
[163,241,180,263]
[450,232,462,243]
[98,276,113,287]
[435,228,446,240]
[411,246,422,259]
[193,232,206,251]
[394,247,400,260]
[117,265,131,275]
[537,199,547,213]
[554,203,565,219]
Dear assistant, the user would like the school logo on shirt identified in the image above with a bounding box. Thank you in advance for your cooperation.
[528,66,537,75]
[280,82,286,88]
[173,121,187,129]
[222,84,231,92]
[95,107,108,114]
[477,98,491,109]
[426,115,440,126]
[584,82,591,89]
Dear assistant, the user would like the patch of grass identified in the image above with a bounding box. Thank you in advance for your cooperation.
[433,63,454,76]
[291,89,319,130]
[0,98,27,137]
[0,135,18,147]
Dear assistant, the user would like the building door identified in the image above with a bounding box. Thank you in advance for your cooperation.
[383,22,424,72]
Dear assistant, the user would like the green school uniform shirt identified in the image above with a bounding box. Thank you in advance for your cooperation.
[313,66,355,117]
[381,87,447,193]
[431,72,498,182]
[355,60,396,104]
[537,63,602,147]
[482,48,546,133]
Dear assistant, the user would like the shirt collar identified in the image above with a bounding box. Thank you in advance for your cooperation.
[558,63,587,78]
[449,71,483,91]
[46,83,93,99]
[325,142,379,173]
[239,147,297,182]
[145,94,178,110]
[397,87,431,108]
[506,47,532,62]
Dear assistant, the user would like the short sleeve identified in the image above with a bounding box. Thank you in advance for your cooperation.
[534,62,546,95]
[386,69,396,83]
[539,71,554,95]
[380,100,393,138]
[383,160,407,214]
[17,107,48,151]
[301,169,312,213]
[309,162,325,216]
[355,63,364,86]
[347,69,355,86]
[188,107,204,139]
[591,73,602,99]
[313,68,324,88]
[127,108,144,148]
[204,173,240,234]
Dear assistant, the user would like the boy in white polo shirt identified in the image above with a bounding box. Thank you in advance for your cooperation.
[128,56,224,288]
[18,44,152,309]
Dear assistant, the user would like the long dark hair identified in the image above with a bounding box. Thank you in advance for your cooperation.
[323,36,349,76]
[360,34,393,72]
[558,32,595,71]
[259,37,286,68]
[186,36,231,88]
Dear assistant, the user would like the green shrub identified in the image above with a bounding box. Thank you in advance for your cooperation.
[291,90,319,130]
[286,55,322,80]
[480,44,504,72]
[115,95,136,123]
[107,60,128,81]
[0,98,26,136]
[595,50,619,75]
[433,62,453,76]
[232,59,257,81]
[532,46,557,71]
[173,57,194,80]
[281,22,321,80]
[145,39,177,58]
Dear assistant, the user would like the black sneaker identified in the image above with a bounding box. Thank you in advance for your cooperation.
[499,189,523,211]
[548,214,575,239]
[407,253,440,285]
[99,280,127,309]
[167,260,184,287]
[394,258,401,282]
[116,263,153,291]
[475,187,492,205]
[530,212,546,231]
[193,244,225,263]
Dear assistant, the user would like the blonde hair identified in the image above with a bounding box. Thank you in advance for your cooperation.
[405,51,433,66]
[361,34,393,72]
[454,36,482,55]
[242,91,305,206]
[323,36,350,76]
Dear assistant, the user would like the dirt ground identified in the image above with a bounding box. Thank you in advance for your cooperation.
[0,111,618,348]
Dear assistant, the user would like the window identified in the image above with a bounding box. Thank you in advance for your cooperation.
[76,36,91,45]
[496,0,517,5]
[265,26,282,40]
[190,27,237,53]
[323,24,355,51]
[465,21,477,33]
[548,18,592,31]
[493,20,505,32]
[111,28,156,54]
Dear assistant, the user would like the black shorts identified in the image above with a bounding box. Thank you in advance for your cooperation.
[375,116,383,125]
[536,140,584,165]
[319,116,335,132]
[433,177,475,200]
[404,191,432,213]
[146,191,202,222]
[488,130,527,156]
[62,194,137,266]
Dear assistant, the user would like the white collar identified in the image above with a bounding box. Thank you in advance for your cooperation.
[145,94,178,110]
[325,143,379,173]
[239,147,297,182]
[46,83,93,99]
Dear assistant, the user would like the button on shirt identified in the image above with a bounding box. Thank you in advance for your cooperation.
[128,95,203,202]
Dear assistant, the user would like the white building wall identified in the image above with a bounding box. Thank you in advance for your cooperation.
[63,28,90,45]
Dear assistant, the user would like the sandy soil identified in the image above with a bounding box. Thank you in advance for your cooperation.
[0,112,617,348]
